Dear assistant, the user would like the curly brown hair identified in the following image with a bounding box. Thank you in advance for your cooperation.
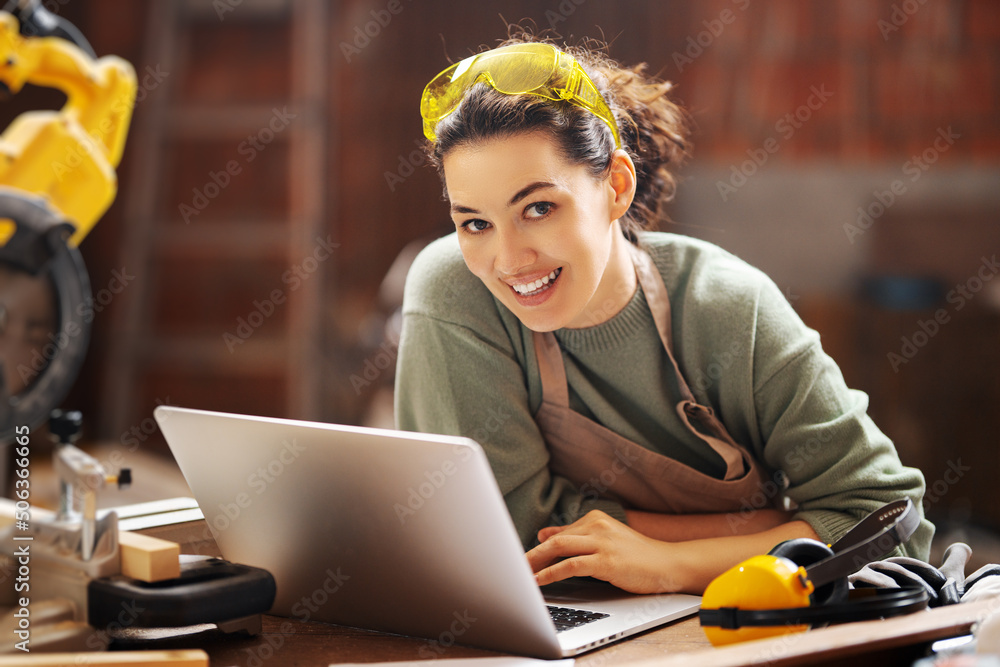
[426,29,691,242]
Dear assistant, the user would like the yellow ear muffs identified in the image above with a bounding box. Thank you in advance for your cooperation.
[699,499,929,647]
[700,553,815,646]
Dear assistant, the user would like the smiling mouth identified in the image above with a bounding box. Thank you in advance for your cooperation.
[511,268,562,297]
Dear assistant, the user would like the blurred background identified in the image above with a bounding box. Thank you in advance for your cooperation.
[8,0,1000,555]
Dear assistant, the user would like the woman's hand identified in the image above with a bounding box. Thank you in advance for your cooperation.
[528,511,822,595]
[526,510,682,594]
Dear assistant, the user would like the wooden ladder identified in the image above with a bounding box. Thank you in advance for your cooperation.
[101,0,329,441]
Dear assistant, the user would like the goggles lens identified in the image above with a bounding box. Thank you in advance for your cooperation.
[420,43,621,149]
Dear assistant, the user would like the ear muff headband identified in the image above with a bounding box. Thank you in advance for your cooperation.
[700,499,926,646]
[768,538,845,605]
[806,498,920,588]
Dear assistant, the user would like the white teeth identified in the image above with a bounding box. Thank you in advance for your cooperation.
[512,268,561,296]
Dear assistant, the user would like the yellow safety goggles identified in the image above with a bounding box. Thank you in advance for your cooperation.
[420,43,621,149]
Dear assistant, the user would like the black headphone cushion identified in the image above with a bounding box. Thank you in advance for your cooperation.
[768,538,848,606]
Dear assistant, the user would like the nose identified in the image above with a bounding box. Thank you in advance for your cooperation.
[494,227,537,276]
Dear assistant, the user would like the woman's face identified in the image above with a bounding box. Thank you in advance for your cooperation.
[443,132,636,332]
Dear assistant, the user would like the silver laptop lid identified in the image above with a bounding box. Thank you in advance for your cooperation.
[155,406,563,658]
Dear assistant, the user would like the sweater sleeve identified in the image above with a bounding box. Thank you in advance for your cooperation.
[393,236,627,548]
[748,277,934,560]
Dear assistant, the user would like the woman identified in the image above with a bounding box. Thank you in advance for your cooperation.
[394,35,933,594]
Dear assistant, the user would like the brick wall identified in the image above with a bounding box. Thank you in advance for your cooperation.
[666,0,999,164]
[13,0,995,465]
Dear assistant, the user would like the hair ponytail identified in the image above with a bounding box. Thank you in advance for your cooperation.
[597,60,691,237]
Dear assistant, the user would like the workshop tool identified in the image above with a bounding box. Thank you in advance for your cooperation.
[0,0,135,442]
[0,2,277,654]
[1,411,277,653]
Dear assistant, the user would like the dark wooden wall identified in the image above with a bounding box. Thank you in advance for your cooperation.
[10,1,998,533]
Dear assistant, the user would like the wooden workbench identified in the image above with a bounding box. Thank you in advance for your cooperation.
[105,596,1000,667]
[105,512,999,666]
[24,450,1000,665]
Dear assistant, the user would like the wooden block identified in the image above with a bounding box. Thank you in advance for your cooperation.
[0,649,209,666]
[118,531,181,582]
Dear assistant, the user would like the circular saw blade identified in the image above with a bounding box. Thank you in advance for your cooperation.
[0,189,91,441]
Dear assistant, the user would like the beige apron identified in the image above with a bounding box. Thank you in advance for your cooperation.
[532,244,774,514]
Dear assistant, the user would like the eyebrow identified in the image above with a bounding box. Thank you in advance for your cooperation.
[450,181,557,215]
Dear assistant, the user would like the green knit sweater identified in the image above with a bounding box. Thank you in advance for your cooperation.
[394,231,933,558]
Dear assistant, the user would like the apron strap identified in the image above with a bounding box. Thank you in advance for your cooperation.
[534,329,569,408]
[629,244,748,478]
[533,242,751,480]
[628,242,695,403]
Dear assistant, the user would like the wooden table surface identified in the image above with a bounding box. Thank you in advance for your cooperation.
[107,596,1000,667]
[109,611,711,666]
[124,517,714,665]
[117,517,998,667]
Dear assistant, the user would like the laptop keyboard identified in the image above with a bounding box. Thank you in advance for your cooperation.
[547,605,610,632]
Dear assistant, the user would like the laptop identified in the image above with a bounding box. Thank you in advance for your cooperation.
[154,406,701,659]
